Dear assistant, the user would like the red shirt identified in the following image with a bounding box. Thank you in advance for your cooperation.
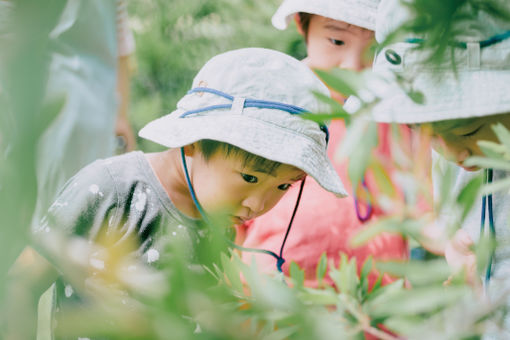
[237,120,409,288]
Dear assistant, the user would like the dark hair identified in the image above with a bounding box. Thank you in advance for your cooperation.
[298,12,313,39]
[197,139,282,175]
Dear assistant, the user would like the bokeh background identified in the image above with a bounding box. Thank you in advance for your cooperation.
[127,0,306,151]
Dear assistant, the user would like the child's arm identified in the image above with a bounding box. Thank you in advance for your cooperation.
[114,0,136,152]
[6,246,59,340]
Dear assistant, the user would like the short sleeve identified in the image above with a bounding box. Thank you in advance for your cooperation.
[32,159,121,256]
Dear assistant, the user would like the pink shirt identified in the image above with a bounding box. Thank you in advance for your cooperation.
[237,120,409,288]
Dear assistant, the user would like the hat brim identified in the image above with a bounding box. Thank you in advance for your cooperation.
[271,0,377,31]
[139,109,347,197]
[371,69,510,124]
[370,41,510,124]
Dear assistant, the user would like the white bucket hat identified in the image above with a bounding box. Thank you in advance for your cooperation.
[368,0,510,124]
[139,48,347,197]
[271,0,379,31]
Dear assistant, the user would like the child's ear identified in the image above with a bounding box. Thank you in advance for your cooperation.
[183,143,196,157]
[294,13,305,37]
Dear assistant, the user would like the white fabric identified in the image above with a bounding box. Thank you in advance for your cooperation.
[451,168,510,340]
[367,0,510,123]
[139,48,347,197]
[271,0,379,31]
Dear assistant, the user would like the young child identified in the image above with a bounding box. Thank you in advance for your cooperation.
[237,0,410,288]
[7,47,346,340]
[368,0,510,336]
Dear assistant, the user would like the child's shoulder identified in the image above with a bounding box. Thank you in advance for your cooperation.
[52,151,152,208]
[75,151,147,184]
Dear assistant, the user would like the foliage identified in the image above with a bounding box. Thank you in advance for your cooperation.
[127,0,305,151]
[380,0,510,65]
[3,0,510,339]
[0,0,60,307]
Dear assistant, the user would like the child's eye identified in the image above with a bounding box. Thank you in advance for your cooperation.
[329,38,345,46]
[241,173,258,184]
[461,125,484,138]
[278,183,292,191]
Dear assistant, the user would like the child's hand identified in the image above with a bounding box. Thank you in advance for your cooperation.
[444,229,477,285]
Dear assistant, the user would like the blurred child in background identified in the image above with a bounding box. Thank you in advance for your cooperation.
[237,0,417,288]
[369,0,510,336]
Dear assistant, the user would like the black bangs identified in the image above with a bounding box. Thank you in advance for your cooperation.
[197,139,282,175]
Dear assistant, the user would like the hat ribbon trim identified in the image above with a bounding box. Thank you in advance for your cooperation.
[405,29,510,49]
[183,87,308,115]
[180,87,329,143]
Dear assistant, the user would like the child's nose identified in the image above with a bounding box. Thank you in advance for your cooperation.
[339,51,364,71]
[242,194,266,216]
[455,149,472,165]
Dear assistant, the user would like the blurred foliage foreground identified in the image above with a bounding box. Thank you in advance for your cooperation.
[2,0,510,340]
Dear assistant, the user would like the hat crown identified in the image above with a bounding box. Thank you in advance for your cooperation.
[272,0,380,31]
[174,48,330,151]
[369,0,510,124]
[376,0,510,44]
[188,48,328,115]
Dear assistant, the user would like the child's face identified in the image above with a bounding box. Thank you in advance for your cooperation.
[298,15,374,72]
[424,112,510,171]
[189,147,306,225]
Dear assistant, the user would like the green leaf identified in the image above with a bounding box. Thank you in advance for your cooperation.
[364,278,404,304]
[369,274,383,295]
[314,68,363,97]
[290,261,305,288]
[435,162,459,208]
[375,259,451,287]
[369,158,397,197]
[36,93,66,136]
[492,123,510,154]
[367,285,468,319]
[329,254,359,297]
[347,120,378,189]
[350,217,421,247]
[475,233,497,276]
[311,90,348,114]
[359,257,373,299]
[477,140,507,159]
[301,112,350,123]
[261,326,299,340]
[464,156,510,171]
[298,287,338,305]
[456,174,483,220]
[482,177,510,195]
[383,315,427,336]
[408,89,425,104]
[316,252,328,286]
[360,257,373,283]
[220,252,243,293]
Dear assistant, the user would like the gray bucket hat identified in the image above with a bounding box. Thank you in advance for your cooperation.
[139,48,347,197]
[271,0,379,31]
[368,0,510,124]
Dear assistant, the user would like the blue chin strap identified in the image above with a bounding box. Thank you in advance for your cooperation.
[179,87,328,274]
[481,168,496,285]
